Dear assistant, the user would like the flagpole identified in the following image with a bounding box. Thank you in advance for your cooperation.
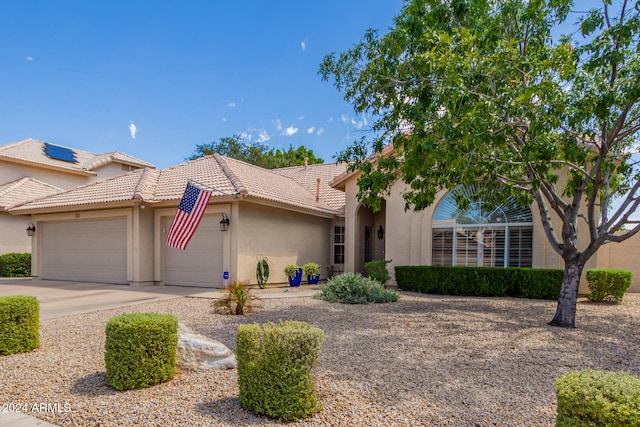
[188,179,222,193]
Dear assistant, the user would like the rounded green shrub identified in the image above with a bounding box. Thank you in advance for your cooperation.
[237,320,324,421]
[586,269,633,303]
[315,272,399,304]
[0,253,32,277]
[105,312,178,391]
[556,369,640,426]
[0,295,39,355]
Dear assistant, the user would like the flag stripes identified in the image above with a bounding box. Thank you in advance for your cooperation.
[166,182,213,250]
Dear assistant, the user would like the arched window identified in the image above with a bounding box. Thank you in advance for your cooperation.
[432,185,533,267]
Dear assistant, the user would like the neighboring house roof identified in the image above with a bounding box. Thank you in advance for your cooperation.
[0,177,64,211]
[0,138,154,175]
[9,155,347,216]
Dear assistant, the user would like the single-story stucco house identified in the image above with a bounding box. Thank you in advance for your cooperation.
[0,138,154,255]
[10,154,346,287]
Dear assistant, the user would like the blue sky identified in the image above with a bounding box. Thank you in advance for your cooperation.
[0,1,403,169]
[0,1,604,169]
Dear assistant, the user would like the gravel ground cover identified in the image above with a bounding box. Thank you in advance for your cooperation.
[1,291,639,426]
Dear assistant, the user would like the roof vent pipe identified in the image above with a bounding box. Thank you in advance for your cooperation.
[304,157,309,169]
[316,178,320,202]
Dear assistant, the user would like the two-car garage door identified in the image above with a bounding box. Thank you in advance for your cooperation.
[164,215,223,288]
[41,219,128,284]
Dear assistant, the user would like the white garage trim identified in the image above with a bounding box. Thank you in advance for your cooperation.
[41,218,128,284]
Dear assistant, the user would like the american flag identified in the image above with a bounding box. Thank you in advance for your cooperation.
[166,182,212,250]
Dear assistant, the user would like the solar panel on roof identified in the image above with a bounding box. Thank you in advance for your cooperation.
[43,143,78,163]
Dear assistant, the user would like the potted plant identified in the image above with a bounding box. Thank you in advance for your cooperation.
[302,262,321,284]
[284,264,302,287]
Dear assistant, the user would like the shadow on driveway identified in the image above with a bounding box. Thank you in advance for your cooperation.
[0,278,215,320]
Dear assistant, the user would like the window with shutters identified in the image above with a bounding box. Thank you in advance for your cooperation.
[432,185,533,267]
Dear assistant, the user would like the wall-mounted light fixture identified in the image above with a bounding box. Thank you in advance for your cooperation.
[220,213,230,231]
[26,222,36,237]
[377,225,384,239]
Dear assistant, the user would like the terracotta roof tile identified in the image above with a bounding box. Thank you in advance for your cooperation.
[10,170,146,211]
[273,163,347,212]
[0,178,64,211]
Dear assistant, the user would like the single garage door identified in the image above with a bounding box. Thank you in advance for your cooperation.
[164,215,223,287]
[41,219,128,284]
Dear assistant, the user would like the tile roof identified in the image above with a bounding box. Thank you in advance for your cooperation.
[0,178,64,211]
[0,138,154,174]
[10,169,149,211]
[10,155,347,216]
[272,162,347,212]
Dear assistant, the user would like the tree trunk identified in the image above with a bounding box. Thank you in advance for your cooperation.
[548,260,584,328]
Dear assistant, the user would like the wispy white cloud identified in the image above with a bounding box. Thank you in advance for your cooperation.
[274,119,282,131]
[301,41,306,50]
[228,102,236,108]
[298,115,304,120]
[25,56,33,62]
[257,130,271,143]
[341,114,350,124]
[283,126,298,136]
[307,126,315,134]
[129,122,137,139]
[317,127,324,135]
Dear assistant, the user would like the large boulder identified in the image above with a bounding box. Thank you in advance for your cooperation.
[177,324,236,370]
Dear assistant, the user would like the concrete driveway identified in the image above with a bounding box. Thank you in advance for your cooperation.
[0,279,217,320]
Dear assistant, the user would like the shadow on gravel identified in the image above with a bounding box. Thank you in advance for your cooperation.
[195,397,269,425]
[70,371,118,396]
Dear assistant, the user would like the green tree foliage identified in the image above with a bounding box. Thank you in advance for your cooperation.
[320,0,640,327]
[187,134,324,169]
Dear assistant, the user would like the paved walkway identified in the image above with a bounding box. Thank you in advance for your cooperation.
[0,278,319,426]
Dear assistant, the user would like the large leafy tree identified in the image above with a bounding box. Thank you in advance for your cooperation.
[320,0,640,327]
[187,135,324,169]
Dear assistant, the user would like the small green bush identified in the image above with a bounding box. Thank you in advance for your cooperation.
[105,312,178,391]
[395,266,563,300]
[0,253,31,277]
[0,295,39,355]
[237,320,324,421]
[315,272,399,304]
[364,259,392,286]
[586,269,633,303]
[556,369,640,426]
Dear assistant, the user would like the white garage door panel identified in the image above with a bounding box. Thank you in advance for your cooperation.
[42,219,127,284]
[164,216,223,287]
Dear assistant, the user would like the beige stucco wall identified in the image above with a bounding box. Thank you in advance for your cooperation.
[234,202,332,285]
[341,173,628,293]
[596,234,640,293]
[0,161,91,190]
[0,212,33,255]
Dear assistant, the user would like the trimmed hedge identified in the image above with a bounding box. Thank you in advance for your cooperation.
[237,320,324,421]
[586,269,633,303]
[0,295,39,355]
[556,370,640,426]
[0,253,31,277]
[395,265,563,300]
[105,312,178,391]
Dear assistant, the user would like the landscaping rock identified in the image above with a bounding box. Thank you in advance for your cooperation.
[177,323,236,370]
